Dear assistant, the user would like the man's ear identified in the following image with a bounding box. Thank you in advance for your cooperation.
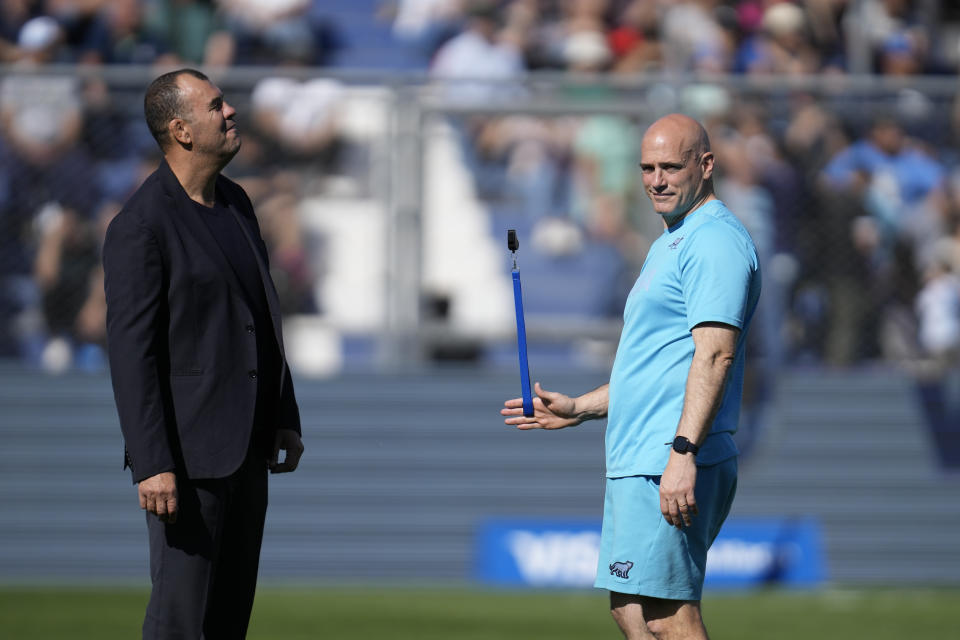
[169,118,191,146]
[700,152,715,180]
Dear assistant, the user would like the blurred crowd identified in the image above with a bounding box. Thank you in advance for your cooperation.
[2,0,960,375]
[0,0,350,371]
[0,0,342,67]
[407,0,959,76]
[418,0,960,374]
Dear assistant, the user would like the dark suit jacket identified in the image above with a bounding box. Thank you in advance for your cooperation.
[103,159,301,483]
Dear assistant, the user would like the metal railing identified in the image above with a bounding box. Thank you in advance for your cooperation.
[2,65,958,372]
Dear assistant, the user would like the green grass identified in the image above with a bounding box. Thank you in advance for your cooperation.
[1,586,957,639]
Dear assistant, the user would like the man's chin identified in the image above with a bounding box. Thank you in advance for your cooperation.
[225,138,241,157]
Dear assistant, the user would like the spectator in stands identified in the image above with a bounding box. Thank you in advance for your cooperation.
[0,133,31,358]
[81,77,161,205]
[429,0,529,206]
[0,52,102,363]
[915,240,960,364]
[727,103,807,355]
[27,196,121,372]
[11,13,69,62]
[255,190,318,315]
[607,0,663,73]
[389,0,463,62]
[713,121,778,356]
[430,0,526,104]
[857,0,930,74]
[147,0,231,65]
[810,114,946,364]
[563,29,640,247]
[0,66,96,215]
[216,0,342,66]
[822,115,946,263]
[659,0,730,73]
[802,0,850,72]
[0,9,58,355]
[75,0,178,65]
[32,201,102,372]
[43,0,113,63]
[563,23,611,74]
[738,2,822,75]
[249,75,346,180]
[781,93,848,272]
[773,97,844,361]
[895,237,960,468]
[520,0,612,70]
[0,0,38,62]
[74,199,119,363]
[473,113,567,218]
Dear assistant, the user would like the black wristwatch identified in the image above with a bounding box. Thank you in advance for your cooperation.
[668,436,699,456]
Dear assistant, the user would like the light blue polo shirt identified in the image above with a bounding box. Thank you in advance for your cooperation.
[605,199,761,478]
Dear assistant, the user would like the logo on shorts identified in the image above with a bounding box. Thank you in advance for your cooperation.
[609,560,634,579]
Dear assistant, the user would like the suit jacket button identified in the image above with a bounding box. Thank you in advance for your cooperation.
[245,324,255,333]
[248,369,258,379]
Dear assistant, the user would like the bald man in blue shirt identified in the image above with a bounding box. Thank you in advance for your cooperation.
[503,114,761,640]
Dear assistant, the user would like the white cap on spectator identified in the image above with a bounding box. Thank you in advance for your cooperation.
[563,30,612,68]
[17,16,62,51]
[282,79,342,132]
[14,106,62,144]
[251,77,343,120]
[251,77,299,113]
[250,76,343,146]
[762,3,805,37]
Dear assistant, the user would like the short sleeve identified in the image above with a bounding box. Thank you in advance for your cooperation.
[679,223,757,331]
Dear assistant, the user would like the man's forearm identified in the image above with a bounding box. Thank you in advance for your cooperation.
[573,384,610,424]
[675,324,738,445]
[675,358,730,445]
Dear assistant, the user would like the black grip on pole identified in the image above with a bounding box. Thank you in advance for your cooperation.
[507,229,519,252]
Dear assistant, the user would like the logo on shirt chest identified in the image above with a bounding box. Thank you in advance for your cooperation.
[668,235,685,250]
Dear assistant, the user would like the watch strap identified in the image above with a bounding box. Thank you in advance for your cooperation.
[667,436,699,455]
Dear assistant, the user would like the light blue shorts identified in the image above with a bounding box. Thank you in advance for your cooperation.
[594,457,737,600]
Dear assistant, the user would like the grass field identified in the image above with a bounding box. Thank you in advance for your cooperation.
[1,586,957,639]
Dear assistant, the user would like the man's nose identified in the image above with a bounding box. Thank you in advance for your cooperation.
[223,101,237,119]
[651,169,666,189]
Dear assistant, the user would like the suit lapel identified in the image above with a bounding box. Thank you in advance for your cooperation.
[222,194,286,358]
[157,160,248,304]
[157,160,287,360]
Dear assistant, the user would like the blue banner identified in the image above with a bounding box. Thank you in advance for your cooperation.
[475,517,825,589]
[704,518,825,588]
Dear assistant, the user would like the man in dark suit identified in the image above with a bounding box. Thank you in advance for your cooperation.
[103,68,304,639]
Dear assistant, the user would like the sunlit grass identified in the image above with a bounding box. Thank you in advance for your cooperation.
[1,585,956,639]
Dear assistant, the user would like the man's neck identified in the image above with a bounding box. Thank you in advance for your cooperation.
[662,192,717,229]
[166,153,224,208]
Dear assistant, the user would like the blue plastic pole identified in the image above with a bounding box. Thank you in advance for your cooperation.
[512,269,534,417]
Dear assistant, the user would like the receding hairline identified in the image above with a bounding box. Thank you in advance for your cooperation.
[145,68,210,104]
[143,68,212,151]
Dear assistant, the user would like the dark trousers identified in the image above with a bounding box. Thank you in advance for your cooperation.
[143,450,268,640]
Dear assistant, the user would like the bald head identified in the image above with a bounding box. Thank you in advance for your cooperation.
[642,114,711,161]
[639,113,716,226]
